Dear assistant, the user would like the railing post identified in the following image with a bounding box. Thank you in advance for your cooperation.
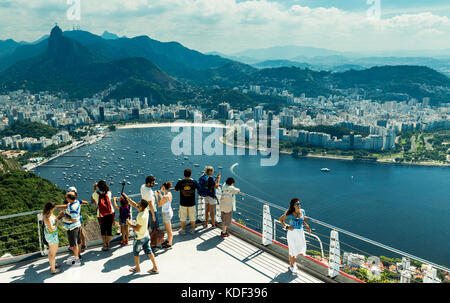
[400,257,411,283]
[216,203,222,223]
[36,213,47,256]
[328,230,340,278]
[197,196,206,222]
[423,264,438,283]
[262,205,272,246]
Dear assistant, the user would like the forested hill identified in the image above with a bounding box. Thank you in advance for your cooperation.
[0,169,64,215]
[0,122,58,139]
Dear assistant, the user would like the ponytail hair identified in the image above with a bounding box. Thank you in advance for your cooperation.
[43,202,56,218]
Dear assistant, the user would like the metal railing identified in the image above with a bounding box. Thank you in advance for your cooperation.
[225,189,449,283]
[1,189,448,283]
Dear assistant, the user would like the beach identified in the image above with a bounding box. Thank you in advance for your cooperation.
[117,122,228,129]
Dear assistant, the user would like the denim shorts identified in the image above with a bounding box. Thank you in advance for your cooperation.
[44,232,59,245]
[133,236,152,256]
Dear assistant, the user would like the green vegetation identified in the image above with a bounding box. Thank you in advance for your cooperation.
[0,122,57,140]
[395,129,449,163]
[107,78,190,104]
[199,88,284,113]
[287,124,369,139]
[0,169,100,256]
[0,170,64,215]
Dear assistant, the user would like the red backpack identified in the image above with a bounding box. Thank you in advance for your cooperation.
[98,192,112,217]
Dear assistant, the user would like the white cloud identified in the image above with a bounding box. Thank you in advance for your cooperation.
[0,0,449,53]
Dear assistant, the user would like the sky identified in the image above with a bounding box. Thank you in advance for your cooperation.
[0,0,449,54]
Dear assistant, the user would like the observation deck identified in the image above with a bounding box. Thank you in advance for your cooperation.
[0,189,447,283]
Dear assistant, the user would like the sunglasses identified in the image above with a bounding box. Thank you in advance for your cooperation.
[295,203,300,207]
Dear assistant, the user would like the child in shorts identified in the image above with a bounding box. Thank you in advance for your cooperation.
[114,196,131,246]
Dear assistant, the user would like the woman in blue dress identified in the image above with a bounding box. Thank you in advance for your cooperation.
[279,198,311,274]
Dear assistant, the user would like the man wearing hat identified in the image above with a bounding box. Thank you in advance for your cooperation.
[68,186,90,251]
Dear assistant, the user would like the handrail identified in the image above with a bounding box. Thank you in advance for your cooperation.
[236,191,450,273]
[0,210,42,221]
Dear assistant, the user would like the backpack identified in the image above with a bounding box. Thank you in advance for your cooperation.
[150,227,165,247]
[97,192,112,217]
[198,174,211,197]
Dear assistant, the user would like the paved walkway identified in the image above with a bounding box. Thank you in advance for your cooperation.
[0,227,323,283]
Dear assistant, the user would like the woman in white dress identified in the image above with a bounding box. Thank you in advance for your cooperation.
[279,198,311,274]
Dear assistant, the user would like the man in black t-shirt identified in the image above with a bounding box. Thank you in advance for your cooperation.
[175,169,200,235]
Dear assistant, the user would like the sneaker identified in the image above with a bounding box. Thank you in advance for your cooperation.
[65,256,75,265]
[220,232,227,238]
[72,259,81,267]
[179,229,186,235]
[289,266,297,274]
[224,232,230,237]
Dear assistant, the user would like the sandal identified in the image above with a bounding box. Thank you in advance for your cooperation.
[148,268,159,274]
[129,267,140,273]
[51,269,62,275]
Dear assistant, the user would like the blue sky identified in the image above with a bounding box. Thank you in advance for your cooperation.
[0,0,449,53]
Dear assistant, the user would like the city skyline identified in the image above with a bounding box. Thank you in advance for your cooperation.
[0,0,449,54]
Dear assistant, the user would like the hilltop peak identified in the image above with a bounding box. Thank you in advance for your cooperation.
[50,25,63,38]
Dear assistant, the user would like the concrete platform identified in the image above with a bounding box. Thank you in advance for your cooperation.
[0,227,323,283]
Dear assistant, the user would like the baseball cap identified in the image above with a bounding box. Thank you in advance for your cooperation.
[68,186,77,193]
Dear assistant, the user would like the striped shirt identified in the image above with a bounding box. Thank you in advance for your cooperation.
[63,200,81,230]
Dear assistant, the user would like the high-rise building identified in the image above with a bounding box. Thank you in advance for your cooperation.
[218,103,230,119]
[132,108,140,120]
[99,106,105,122]
[254,106,264,122]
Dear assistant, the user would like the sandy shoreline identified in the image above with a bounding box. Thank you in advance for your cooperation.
[117,122,227,129]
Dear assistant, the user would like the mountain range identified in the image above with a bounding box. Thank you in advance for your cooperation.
[0,26,449,105]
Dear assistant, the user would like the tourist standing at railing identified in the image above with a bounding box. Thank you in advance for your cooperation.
[219,177,240,238]
[113,196,131,246]
[198,166,221,228]
[155,182,173,249]
[140,176,158,233]
[91,181,115,251]
[68,186,89,251]
[122,193,159,274]
[279,198,311,274]
[59,192,83,266]
[175,169,200,235]
[43,202,62,274]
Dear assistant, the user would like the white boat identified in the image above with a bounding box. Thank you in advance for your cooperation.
[321,168,331,172]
